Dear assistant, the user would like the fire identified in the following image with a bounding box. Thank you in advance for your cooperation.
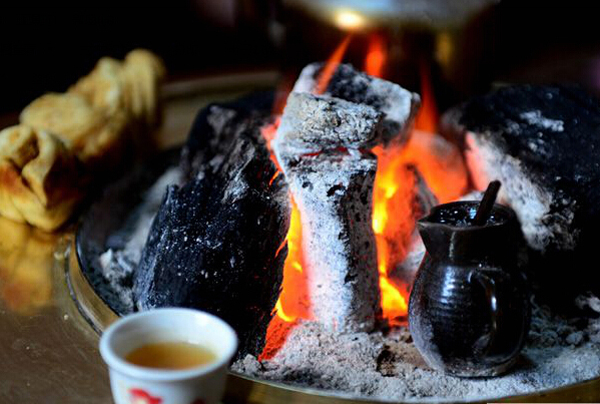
[415,58,439,133]
[372,145,417,323]
[261,199,306,360]
[399,130,468,203]
[273,200,310,323]
[364,34,387,78]
[262,34,469,355]
[315,35,353,95]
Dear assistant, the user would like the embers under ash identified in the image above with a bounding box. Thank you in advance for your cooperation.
[233,297,600,401]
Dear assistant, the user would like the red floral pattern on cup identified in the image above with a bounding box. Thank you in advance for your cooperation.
[129,388,162,404]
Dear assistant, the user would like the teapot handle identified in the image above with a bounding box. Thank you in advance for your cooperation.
[470,269,510,353]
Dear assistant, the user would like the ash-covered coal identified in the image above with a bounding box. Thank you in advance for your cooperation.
[294,63,420,145]
[443,85,600,299]
[273,92,381,332]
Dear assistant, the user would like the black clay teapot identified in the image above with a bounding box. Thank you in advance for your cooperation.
[408,200,531,377]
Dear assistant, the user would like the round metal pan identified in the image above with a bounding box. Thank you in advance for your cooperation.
[69,149,600,404]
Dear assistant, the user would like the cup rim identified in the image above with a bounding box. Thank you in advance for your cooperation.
[99,308,238,381]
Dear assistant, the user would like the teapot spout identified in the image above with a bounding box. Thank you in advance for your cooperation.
[417,218,453,261]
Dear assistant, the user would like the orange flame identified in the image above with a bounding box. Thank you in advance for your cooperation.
[315,35,353,95]
[364,34,387,78]
[370,51,468,325]
[415,58,439,133]
[372,145,416,323]
[273,200,311,323]
[400,130,468,203]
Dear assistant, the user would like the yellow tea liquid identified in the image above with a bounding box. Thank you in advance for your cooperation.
[125,341,216,370]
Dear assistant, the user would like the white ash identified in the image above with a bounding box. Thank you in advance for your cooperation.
[274,91,382,332]
[233,296,600,402]
[97,166,181,311]
[293,63,420,145]
[519,111,564,133]
[464,132,578,252]
[273,92,383,156]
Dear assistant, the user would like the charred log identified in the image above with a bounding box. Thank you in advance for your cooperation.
[293,63,420,145]
[133,101,290,358]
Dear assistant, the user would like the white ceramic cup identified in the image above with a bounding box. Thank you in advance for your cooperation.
[99,308,238,404]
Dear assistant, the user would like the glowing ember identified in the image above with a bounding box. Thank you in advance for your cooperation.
[400,130,468,203]
[274,200,310,323]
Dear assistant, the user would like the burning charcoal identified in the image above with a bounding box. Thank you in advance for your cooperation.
[274,92,383,156]
[133,108,290,358]
[274,92,380,332]
[283,152,379,332]
[443,85,600,297]
[293,63,420,144]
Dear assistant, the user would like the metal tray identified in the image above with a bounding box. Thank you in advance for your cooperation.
[69,121,600,404]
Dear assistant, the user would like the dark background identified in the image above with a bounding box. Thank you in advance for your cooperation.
[0,3,599,116]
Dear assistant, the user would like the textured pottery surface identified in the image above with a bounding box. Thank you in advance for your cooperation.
[409,201,531,377]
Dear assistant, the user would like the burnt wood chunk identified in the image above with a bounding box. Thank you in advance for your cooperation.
[180,91,274,180]
[293,63,420,144]
[442,85,600,297]
[133,104,290,358]
[274,92,380,332]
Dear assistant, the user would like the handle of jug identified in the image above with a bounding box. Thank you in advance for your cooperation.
[470,269,510,355]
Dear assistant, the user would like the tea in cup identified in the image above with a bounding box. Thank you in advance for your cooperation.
[100,308,237,404]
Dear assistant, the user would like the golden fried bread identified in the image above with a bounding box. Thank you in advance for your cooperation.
[0,126,83,231]
[20,93,107,151]
[21,92,129,167]
[69,57,126,116]
[121,49,166,129]
[0,49,165,231]
[0,217,54,315]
